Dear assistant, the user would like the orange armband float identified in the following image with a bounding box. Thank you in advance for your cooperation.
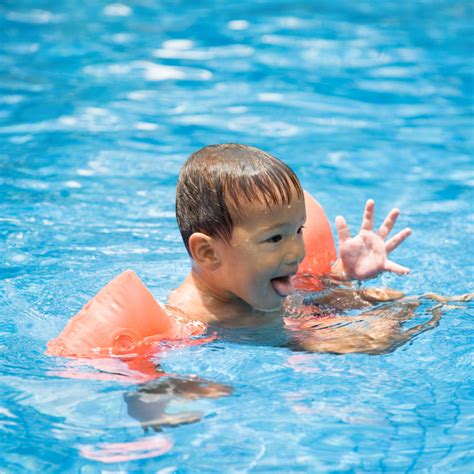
[46,270,210,382]
[46,270,207,359]
[294,191,337,291]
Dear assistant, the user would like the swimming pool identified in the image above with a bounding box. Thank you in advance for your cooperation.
[1,0,473,471]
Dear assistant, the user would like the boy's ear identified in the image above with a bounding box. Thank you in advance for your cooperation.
[188,232,221,270]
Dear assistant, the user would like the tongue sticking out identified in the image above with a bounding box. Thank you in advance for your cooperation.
[271,276,294,297]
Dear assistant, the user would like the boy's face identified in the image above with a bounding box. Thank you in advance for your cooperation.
[213,189,306,312]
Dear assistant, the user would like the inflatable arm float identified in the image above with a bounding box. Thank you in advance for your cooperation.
[294,191,337,290]
[46,270,206,359]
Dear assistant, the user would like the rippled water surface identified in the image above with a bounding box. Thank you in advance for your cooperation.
[1,0,473,472]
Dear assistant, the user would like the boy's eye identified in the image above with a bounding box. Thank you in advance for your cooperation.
[297,225,305,234]
[267,234,282,243]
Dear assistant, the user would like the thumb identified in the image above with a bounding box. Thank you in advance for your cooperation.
[384,260,410,275]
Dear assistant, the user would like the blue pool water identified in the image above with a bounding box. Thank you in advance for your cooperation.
[1,0,473,471]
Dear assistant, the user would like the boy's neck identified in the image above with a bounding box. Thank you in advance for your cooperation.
[167,270,281,327]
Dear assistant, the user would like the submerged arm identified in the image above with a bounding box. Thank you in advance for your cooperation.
[288,299,435,355]
[287,293,471,355]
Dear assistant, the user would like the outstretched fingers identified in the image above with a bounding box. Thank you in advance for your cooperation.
[384,260,410,275]
[385,227,412,253]
[335,215,351,246]
[360,199,375,232]
[378,208,400,239]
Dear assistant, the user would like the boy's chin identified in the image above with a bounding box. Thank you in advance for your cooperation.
[252,299,284,313]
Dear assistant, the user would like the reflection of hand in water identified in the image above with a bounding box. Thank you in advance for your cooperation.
[286,286,473,355]
[124,375,232,432]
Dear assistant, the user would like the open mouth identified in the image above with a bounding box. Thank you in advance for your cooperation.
[270,275,294,297]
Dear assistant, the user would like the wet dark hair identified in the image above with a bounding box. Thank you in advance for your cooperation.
[176,143,303,254]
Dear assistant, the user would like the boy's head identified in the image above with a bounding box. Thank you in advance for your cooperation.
[175,144,306,312]
[176,143,303,253]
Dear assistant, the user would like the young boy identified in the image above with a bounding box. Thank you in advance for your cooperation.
[167,143,412,328]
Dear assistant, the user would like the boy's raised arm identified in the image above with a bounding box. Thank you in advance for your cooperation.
[330,199,412,281]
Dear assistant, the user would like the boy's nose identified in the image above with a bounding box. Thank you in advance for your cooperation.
[285,235,306,267]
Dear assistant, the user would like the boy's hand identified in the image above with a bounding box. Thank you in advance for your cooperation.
[335,200,412,280]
